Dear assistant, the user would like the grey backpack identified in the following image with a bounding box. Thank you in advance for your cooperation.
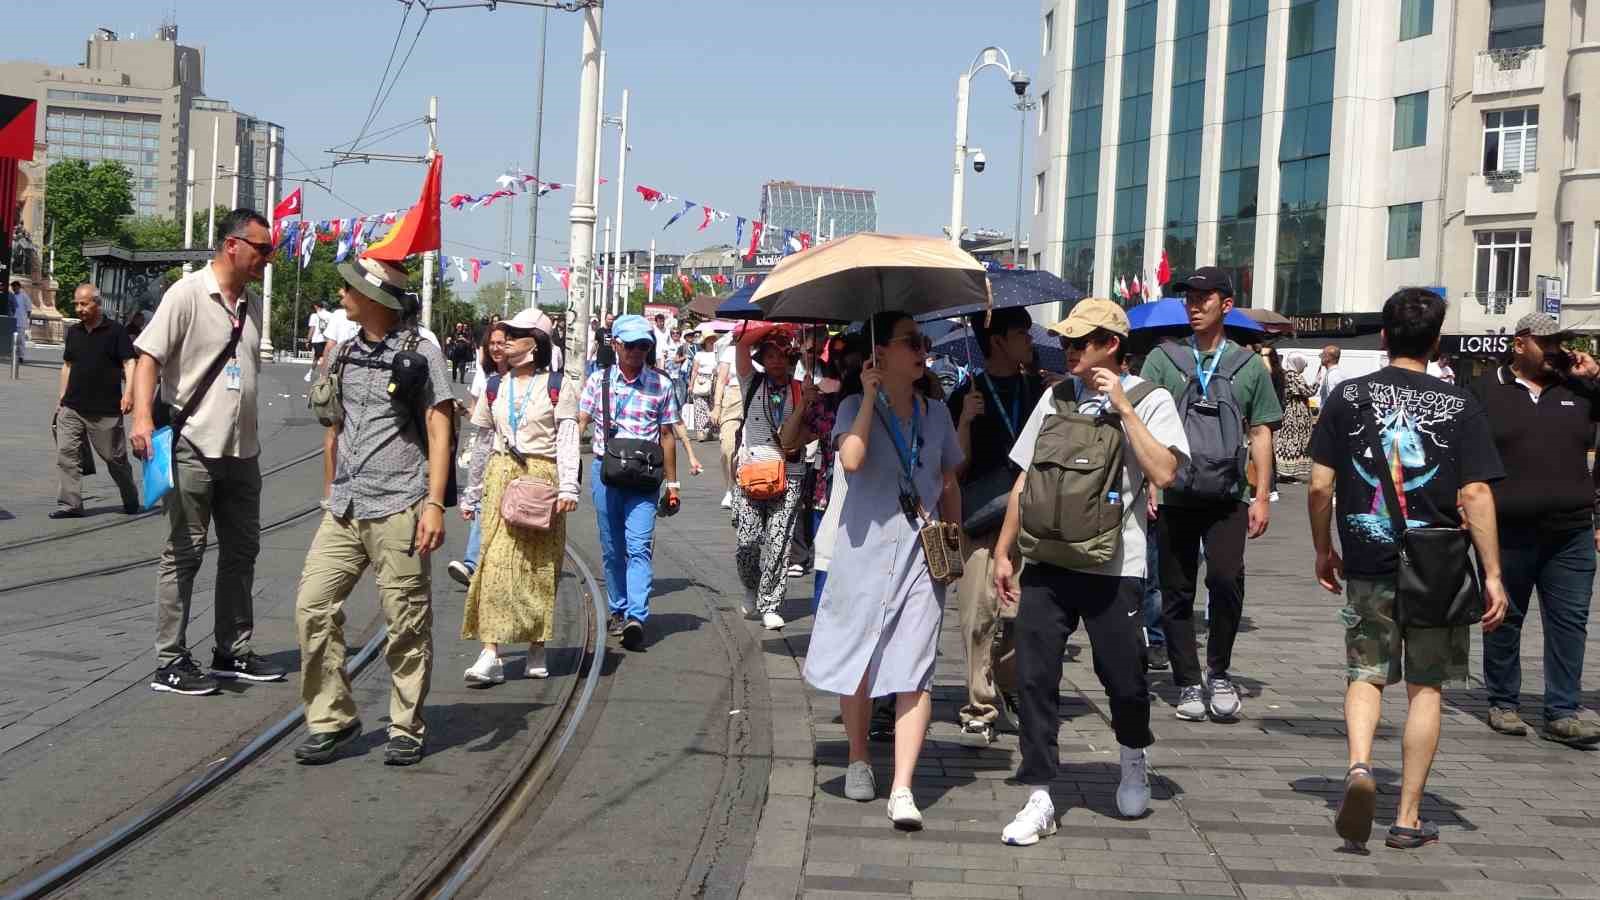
[1157,343,1254,501]
[1018,379,1159,570]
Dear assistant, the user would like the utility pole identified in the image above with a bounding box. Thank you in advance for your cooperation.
[608,88,629,318]
[229,143,240,210]
[599,216,611,314]
[504,157,516,310]
[588,50,606,315]
[1012,92,1037,269]
[814,194,822,240]
[647,238,656,305]
[183,147,195,273]
[422,95,438,330]
[562,2,602,393]
[206,117,219,247]
[261,126,278,356]
[527,5,549,308]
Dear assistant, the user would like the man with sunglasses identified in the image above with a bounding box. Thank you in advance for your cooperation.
[1470,313,1600,747]
[131,209,285,696]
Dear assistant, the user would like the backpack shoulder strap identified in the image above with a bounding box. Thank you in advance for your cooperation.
[742,378,761,421]
[1216,344,1256,381]
[1050,378,1080,415]
[486,372,503,402]
[1124,381,1160,410]
[1157,342,1196,377]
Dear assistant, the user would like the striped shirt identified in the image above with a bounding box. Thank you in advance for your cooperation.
[579,365,678,455]
[740,378,805,478]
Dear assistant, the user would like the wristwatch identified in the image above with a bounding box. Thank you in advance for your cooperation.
[664,481,682,490]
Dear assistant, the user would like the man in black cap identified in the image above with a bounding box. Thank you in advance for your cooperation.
[1139,266,1281,723]
[1470,312,1600,747]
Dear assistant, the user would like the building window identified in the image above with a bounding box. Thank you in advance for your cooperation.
[1387,203,1423,258]
[1043,10,1054,54]
[1039,91,1050,136]
[1400,0,1433,39]
[1111,0,1158,293]
[1062,0,1109,291]
[1393,91,1429,149]
[1564,96,1580,169]
[1488,0,1545,49]
[1473,229,1534,309]
[1483,107,1539,173]
[1275,0,1338,316]
[1034,171,1045,215]
[1164,0,1209,278]
[1217,0,1269,307]
[1558,222,1573,291]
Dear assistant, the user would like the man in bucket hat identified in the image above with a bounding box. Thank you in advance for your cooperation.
[292,256,455,766]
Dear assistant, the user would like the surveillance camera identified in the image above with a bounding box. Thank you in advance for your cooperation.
[1010,71,1031,97]
[972,150,987,173]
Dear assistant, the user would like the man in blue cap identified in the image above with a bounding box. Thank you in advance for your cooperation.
[577,314,681,650]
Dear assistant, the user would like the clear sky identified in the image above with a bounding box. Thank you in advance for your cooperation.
[17,0,1040,296]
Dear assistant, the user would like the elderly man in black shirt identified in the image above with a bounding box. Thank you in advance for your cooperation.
[53,284,140,518]
[1470,312,1600,747]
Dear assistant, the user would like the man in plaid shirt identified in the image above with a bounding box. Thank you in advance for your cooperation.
[578,314,680,650]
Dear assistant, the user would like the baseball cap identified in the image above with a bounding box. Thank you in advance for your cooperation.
[1170,266,1234,298]
[503,308,554,335]
[1048,297,1130,339]
[1514,312,1569,337]
[611,314,654,346]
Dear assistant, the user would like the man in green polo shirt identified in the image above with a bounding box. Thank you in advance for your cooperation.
[1139,267,1281,723]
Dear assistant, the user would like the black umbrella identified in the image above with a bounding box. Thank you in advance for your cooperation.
[914,268,1083,323]
[930,322,1067,373]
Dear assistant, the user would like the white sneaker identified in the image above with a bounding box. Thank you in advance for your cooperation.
[886,787,922,829]
[1269,491,1281,503]
[843,760,876,801]
[720,491,733,510]
[464,648,504,685]
[1117,747,1151,818]
[786,563,805,578]
[447,560,473,586]
[1001,792,1057,846]
[526,644,549,679]
[762,612,785,630]
[303,369,313,383]
[740,589,759,618]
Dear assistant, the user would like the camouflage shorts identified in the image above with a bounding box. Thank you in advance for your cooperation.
[1341,578,1468,688]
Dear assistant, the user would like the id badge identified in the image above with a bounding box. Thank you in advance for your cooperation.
[224,360,242,391]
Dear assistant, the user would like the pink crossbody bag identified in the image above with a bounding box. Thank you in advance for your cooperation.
[495,374,558,531]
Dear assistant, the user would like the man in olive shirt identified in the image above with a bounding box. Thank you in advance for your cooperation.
[1139,268,1281,722]
[131,209,285,697]
[54,284,140,517]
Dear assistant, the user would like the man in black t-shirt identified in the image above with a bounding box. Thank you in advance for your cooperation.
[947,306,1048,735]
[54,284,140,517]
[1307,287,1509,852]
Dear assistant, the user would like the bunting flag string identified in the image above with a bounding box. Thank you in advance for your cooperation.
[634,184,810,261]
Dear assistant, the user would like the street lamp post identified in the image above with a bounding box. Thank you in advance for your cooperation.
[949,46,1030,247]
[1012,91,1036,269]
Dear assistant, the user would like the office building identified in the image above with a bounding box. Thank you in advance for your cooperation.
[190,99,283,220]
[758,181,877,250]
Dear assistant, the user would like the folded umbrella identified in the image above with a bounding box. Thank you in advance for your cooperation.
[753,233,989,323]
[914,268,1083,323]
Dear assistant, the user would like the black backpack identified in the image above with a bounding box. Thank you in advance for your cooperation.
[1155,342,1255,502]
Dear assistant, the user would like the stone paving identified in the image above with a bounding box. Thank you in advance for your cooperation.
[743,483,1600,900]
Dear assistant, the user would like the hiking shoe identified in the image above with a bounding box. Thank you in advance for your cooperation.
[762,612,785,630]
[210,650,286,682]
[294,720,362,765]
[464,648,505,686]
[1385,820,1439,849]
[1116,747,1151,818]
[525,644,549,679]
[1207,676,1242,721]
[1335,763,1377,848]
[1146,644,1169,671]
[1487,706,1528,736]
[384,734,424,766]
[447,560,473,586]
[621,618,645,651]
[886,787,922,830]
[844,760,876,801]
[151,654,219,696]
[1001,793,1056,846]
[1175,685,1207,721]
[1541,716,1600,747]
[606,612,626,636]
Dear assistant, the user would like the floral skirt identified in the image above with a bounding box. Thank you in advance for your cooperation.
[462,453,565,643]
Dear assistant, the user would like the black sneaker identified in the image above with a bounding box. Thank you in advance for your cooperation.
[150,654,219,696]
[621,618,646,651]
[48,508,85,520]
[868,697,896,742]
[294,720,363,765]
[1146,644,1170,671]
[607,612,626,636]
[210,650,287,682]
[384,734,424,766]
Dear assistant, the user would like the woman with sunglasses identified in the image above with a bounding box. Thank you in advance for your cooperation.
[448,324,509,586]
[803,311,964,829]
[460,310,581,685]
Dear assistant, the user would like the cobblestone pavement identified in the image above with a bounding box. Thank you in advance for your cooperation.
[741,484,1600,900]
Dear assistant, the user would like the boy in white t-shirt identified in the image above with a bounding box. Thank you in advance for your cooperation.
[991,299,1191,845]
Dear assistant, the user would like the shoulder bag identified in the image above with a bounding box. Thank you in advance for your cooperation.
[1360,398,1483,628]
[495,373,559,531]
[736,379,799,501]
[600,366,666,492]
[875,393,964,586]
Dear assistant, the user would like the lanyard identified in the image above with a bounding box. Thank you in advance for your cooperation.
[506,373,536,439]
[874,392,922,482]
[980,372,1024,439]
[1189,338,1225,397]
[766,379,791,429]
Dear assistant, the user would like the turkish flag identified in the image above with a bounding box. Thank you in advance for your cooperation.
[1157,249,1172,287]
[364,153,443,262]
[0,95,37,161]
[273,188,302,222]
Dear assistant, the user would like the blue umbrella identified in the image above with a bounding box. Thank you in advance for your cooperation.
[914,269,1083,323]
[1126,298,1263,333]
[930,322,1067,373]
[715,276,765,320]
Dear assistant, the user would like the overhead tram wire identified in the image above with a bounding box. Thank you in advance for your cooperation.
[344,0,416,156]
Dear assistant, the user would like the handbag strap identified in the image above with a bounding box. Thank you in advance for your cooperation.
[1359,397,1410,543]
[172,299,248,436]
[601,364,617,439]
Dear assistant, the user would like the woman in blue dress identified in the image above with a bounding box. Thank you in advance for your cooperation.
[803,311,963,830]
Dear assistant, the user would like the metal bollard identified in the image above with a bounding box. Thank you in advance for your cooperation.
[10,332,18,380]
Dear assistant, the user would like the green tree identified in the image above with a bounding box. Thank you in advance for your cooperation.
[44,159,134,312]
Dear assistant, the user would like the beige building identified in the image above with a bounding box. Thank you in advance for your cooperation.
[190,99,283,230]
[1441,0,1600,333]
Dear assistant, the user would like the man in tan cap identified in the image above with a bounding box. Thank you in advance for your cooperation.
[292,255,454,767]
[989,298,1190,845]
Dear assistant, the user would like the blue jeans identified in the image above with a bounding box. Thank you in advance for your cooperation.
[1483,526,1596,721]
[464,517,483,571]
[1143,530,1165,647]
[590,458,658,622]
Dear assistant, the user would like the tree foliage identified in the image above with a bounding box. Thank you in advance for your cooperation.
[44,159,134,312]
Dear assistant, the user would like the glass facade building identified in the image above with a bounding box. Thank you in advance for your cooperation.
[44,107,164,216]
[1216,0,1268,307]
[1062,0,1109,292]
[1162,0,1209,278]
[1110,0,1158,292]
[1274,0,1338,316]
[758,182,876,251]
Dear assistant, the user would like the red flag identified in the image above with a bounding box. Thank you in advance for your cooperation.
[745,221,766,261]
[364,154,444,262]
[699,206,713,231]
[0,95,38,161]
[678,273,695,297]
[1131,275,1142,298]
[798,232,813,251]
[273,188,302,222]
[513,262,525,277]
[1157,249,1172,286]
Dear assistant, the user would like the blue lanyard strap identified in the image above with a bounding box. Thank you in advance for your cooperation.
[980,372,1024,439]
[874,392,922,482]
[1189,338,1225,397]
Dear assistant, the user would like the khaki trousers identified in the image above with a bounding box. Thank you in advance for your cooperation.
[56,406,138,512]
[295,502,433,740]
[957,530,1020,727]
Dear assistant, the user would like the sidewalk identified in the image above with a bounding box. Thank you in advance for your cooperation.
[742,484,1600,900]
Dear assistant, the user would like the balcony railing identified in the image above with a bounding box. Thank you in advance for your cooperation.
[1466,290,1529,315]
[1473,45,1546,94]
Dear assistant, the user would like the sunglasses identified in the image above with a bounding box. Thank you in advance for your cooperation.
[229,235,275,256]
[621,340,653,351]
[886,333,931,352]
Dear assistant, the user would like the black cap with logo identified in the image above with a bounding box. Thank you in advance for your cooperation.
[1170,266,1234,298]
